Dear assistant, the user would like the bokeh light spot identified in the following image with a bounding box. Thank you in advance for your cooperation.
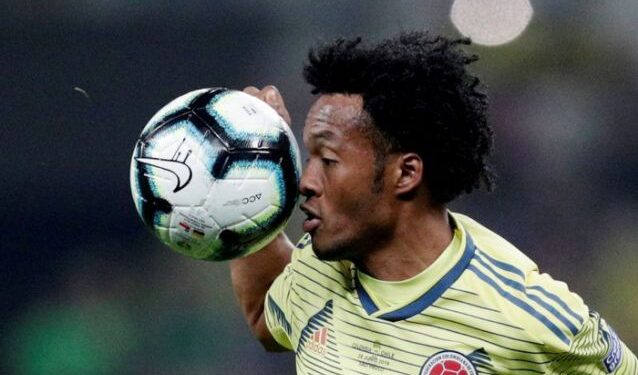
[451,0,533,46]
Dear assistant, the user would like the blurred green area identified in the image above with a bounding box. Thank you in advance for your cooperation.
[5,244,295,373]
[8,302,135,374]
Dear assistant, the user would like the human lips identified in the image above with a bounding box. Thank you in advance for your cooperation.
[300,204,321,234]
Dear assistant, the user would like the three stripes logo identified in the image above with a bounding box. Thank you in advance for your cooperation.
[305,326,328,356]
[300,300,333,357]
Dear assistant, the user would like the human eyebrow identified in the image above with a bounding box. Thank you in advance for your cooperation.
[310,129,337,143]
[303,127,341,152]
[310,129,344,153]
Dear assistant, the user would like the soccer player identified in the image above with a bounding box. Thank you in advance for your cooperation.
[232,32,637,374]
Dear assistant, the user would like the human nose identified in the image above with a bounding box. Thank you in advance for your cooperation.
[299,160,321,198]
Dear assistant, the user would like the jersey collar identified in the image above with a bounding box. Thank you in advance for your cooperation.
[355,218,476,321]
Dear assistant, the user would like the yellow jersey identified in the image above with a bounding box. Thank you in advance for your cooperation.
[265,213,637,374]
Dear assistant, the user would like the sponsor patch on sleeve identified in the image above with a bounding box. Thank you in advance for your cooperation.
[601,323,622,373]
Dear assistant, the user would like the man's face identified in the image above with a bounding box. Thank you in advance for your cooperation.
[300,94,393,261]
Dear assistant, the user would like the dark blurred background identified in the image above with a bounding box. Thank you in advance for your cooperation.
[1,1,636,373]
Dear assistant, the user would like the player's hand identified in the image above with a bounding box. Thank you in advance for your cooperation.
[243,85,292,126]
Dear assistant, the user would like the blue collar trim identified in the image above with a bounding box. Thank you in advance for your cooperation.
[355,233,476,322]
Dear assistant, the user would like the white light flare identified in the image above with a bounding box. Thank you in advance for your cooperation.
[451,0,534,46]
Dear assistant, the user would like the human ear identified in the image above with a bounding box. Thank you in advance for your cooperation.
[395,153,423,196]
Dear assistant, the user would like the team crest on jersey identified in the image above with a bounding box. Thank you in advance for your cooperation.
[421,351,477,375]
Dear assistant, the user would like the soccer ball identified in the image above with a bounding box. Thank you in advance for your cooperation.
[130,88,301,261]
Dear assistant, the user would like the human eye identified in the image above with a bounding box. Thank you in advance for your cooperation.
[321,158,337,166]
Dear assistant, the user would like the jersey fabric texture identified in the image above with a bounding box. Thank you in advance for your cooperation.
[264,212,637,374]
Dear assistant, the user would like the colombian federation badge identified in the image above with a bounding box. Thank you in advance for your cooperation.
[421,351,477,375]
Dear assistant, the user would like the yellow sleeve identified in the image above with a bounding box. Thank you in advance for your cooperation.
[263,234,311,351]
[548,311,638,374]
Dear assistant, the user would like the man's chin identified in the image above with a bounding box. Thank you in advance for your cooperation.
[310,236,353,261]
[312,248,344,261]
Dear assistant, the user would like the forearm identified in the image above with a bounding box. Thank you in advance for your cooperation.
[230,232,294,349]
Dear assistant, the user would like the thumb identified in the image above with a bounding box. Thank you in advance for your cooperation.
[262,86,292,126]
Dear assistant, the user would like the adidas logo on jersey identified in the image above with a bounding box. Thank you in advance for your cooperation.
[305,326,328,355]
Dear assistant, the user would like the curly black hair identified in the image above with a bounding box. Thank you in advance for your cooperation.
[303,31,494,204]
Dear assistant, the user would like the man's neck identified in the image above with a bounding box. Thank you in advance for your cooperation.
[356,207,453,281]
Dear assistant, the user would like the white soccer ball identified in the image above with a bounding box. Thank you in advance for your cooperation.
[130,88,301,261]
